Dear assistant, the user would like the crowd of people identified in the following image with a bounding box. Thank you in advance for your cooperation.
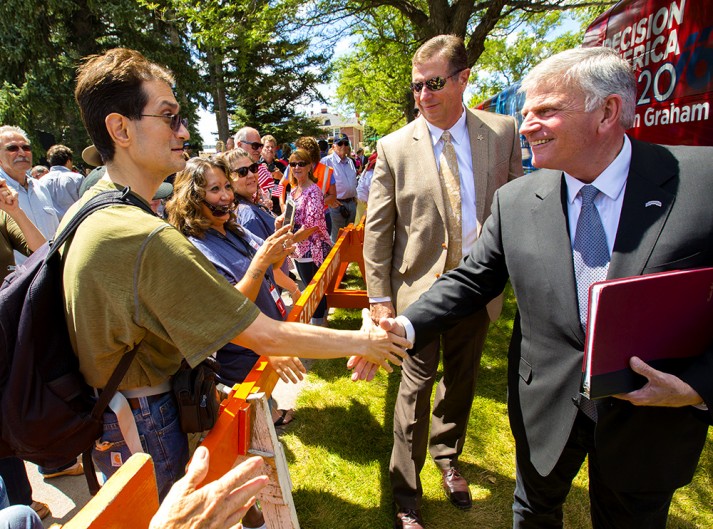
[0,48,401,528]
[1,32,712,529]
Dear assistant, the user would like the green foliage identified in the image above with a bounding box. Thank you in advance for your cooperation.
[156,0,332,144]
[334,8,418,136]
[468,11,583,106]
[0,0,201,156]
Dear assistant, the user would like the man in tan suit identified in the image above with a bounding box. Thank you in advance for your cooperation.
[363,35,522,529]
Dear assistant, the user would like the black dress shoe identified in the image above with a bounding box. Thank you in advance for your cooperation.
[394,508,425,529]
[441,467,472,509]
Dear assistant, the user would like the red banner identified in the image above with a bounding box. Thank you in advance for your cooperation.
[584,0,713,146]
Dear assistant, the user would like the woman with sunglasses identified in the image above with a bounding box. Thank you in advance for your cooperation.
[285,148,333,326]
[165,157,306,389]
[219,148,303,304]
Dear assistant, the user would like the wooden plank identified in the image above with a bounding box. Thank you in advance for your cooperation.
[60,453,158,529]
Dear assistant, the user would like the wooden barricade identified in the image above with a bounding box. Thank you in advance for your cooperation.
[56,453,159,529]
[57,220,367,529]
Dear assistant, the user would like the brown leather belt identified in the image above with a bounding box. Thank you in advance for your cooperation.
[126,393,168,411]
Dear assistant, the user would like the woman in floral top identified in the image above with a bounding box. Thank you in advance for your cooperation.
[288,148,333,325]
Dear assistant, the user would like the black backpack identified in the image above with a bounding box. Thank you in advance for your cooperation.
[0,188,154,494]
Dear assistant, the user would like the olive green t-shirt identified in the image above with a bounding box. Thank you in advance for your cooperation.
[0,210,30,281]
[60,180,260,389]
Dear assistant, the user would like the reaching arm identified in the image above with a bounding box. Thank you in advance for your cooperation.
[232,312,411,373]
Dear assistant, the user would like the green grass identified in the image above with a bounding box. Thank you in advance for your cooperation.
[280,274,713,528]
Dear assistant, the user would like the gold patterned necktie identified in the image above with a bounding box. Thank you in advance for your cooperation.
[439,130,462,270]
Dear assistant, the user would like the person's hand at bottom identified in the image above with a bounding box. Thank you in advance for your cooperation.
[149,447,268,529]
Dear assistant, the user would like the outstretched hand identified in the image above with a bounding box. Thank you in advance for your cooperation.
[347,310,410,382]
[614,356,704,407]
[149,447,268,529]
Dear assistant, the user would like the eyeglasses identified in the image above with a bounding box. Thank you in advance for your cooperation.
[240,141,264,150]
[4,144,32,153]
[140,114,188,132]
[335,140,349,147]
[232,163,260,177]
[289,161,309,168]
[410,70,464,93]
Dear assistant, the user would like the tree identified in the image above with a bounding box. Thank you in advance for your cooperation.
[467,11,583,106]
[334,8,419,136]
[323,0,614,128]
[156,0,332,145]
[0,0,202,160]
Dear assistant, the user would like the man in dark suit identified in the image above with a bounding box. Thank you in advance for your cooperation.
[352,46,713,528]
[363,35,522,529]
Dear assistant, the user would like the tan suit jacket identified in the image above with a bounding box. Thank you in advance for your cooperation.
[364,108,523,314]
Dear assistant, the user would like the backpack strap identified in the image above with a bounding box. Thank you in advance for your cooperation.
[50,187,155,495]
[47,187,155,260]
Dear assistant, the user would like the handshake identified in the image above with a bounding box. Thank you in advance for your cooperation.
[348,306,410,382]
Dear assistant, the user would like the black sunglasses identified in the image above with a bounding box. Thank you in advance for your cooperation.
[410,70,464,93]
[335,140,349,147]
[233,163,260,177]
[140,113,188,132]
[4,144,32,153]
[240,140,264,150]
[289,161,309,168]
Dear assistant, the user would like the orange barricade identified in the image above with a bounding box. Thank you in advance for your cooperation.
[60,220,367,528]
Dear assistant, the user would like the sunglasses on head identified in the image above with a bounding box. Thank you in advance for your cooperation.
[140,113,188,132]
[240,140,264,150]
[410,70,464,93]
[335,140,349,147]
[289,161,309,168]
[233,163,260,177]
[4,144,32,153]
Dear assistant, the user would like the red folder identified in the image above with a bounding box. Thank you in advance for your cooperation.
[582,267,713,399]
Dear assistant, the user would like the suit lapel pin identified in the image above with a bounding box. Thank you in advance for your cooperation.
[645,200,663,208]
[477,134,484,141]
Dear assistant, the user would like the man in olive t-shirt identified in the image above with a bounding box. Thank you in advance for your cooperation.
[68,48,409,499]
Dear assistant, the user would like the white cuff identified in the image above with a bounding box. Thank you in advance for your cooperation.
[369,296,392,304]
[395,315,415,348]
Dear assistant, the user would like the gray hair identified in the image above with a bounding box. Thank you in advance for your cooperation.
[520,47,636,129]
[0,126,29,144]
[234,127,259,143]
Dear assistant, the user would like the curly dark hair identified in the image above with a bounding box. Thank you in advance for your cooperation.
[165,156,236,238]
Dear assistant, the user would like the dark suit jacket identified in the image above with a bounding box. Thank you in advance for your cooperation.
[403,138,713,492]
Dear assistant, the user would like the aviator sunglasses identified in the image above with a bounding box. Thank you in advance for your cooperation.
[289,161,309,168]
[140,113,188,132]
[233,163,260,177]
[4,144,32,153]
[410,69,464,93]
[334,140,349,147]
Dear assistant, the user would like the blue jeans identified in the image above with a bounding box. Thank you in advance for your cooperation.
[328,200,356,243]
[0,479,41,529]
[92,392,188,501]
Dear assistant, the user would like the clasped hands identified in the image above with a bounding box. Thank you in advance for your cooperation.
[347,303,410,382]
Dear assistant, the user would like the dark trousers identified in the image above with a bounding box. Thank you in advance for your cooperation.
[513,412,674,529]
[390,309,490,509]
[294,260,327,319]
[0,458,32,506]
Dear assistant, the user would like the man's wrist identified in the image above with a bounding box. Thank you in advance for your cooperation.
[394,315,415,346]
